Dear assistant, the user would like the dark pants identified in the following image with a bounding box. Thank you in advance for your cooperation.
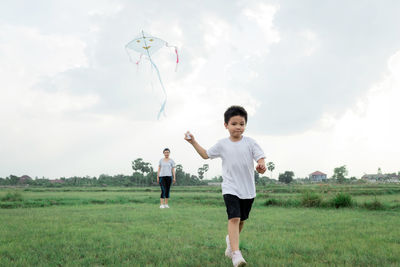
[159,176,172,198]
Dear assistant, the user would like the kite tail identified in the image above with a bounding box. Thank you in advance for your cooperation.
[174,47,179,72]
[166,42,179,72]
[135,54,144,72]
[125,47,142,72]
[136,54,143,65]
[148,56,167,119]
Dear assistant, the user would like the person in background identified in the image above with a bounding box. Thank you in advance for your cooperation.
[157,148,176,208]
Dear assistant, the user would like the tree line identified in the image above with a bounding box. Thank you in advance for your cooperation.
[276,165,400,184]
[0,158,208,187]
[1,160,397,187]
[276,166,353,184]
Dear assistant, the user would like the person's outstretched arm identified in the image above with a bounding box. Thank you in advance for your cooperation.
[184,132,209,159]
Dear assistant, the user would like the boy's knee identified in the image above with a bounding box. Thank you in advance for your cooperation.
[229,217,241,224]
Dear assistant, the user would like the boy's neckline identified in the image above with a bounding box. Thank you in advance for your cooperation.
[229,136,243,143]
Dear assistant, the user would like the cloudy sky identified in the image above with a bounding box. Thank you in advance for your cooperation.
[1,0,400,179]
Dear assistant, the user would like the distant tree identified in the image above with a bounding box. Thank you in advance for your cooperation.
[174,164,184,185]
[267,162,275,179]
[141,162,152,174]
[9,175,20,185]
[198,167,205,180]
[132,158,144,173]
[131,158,152,176]
[145,171,156,186]
[278,171,294,184]
[254,170,260,184]
[130,172,143,186]
[378,167,382,175]
[202,164,209,179]
[332,165,348,183]
[176,164,183,172]
[211,175,223,182]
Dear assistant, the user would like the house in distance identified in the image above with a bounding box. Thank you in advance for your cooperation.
[309,171,327,182]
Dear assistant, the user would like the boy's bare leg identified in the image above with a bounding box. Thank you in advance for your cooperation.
[239,220,245,233]
[160,198,165,205]
[228,220,245,251]
[228,217,241,251]
[165,198,168,205]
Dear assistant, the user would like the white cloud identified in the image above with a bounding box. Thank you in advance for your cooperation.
[243,3,280,45]
[0,24,87,78]
[88,3,123,17]
[298,29,320,56]
[257,49,400,178]
[22,90,100,113]
[202,15,232,51]
[0,22,92,122]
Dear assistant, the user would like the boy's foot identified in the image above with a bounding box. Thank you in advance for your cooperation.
[232,250,247,267]
[164,204,170,208]
[160,204,165,209]
[225,235,232,258]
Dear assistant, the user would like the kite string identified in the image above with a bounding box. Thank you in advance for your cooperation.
[148,57,156,94]
[142,31,167,119]
[149,58,167,119]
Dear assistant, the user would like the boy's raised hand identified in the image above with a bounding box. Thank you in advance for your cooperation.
[184,131,194,143]
[184,131,209,159]
[256,163,266,174]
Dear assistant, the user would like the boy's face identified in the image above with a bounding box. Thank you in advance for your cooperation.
[224,115,246,139]
[163,151,170,157]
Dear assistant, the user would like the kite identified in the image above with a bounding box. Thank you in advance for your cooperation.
[125,31,179,119]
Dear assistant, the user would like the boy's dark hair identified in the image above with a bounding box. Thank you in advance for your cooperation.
[163,148,170,153]
[224,105,247,124]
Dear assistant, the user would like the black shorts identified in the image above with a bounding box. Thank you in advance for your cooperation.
[223,194,254,221]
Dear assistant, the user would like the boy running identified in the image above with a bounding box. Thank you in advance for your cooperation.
[184,105,266,267]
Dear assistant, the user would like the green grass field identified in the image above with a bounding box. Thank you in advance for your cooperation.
[1,185,400,266]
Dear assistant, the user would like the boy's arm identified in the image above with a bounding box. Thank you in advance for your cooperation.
[157,166,161,183]
[184,132,209,159]
[191,140,209,159]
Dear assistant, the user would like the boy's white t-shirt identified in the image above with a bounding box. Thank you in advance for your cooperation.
[206,136,265,199]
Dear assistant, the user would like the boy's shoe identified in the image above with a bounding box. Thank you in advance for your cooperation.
[225,235,232,258]
[232,250,247,267]
[164,204,170,208]
[160,204,165,209]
